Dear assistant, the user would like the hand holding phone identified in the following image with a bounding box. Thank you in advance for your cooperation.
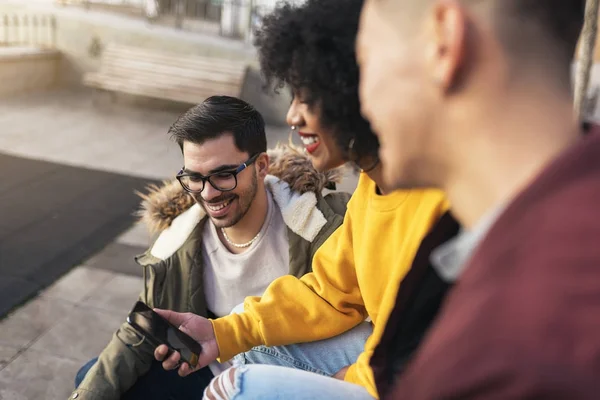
[127,301,203,368]
[127,302,220,376]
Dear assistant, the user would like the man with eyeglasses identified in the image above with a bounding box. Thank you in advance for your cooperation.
[70,96,353,400]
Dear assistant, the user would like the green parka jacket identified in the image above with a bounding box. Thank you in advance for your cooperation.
[70,145,351,400]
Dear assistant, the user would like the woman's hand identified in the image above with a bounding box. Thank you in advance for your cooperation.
[152,309,219,377]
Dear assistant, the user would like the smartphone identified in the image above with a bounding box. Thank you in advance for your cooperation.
[126,301,202,368]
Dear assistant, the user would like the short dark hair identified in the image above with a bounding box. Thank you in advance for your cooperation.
[489,0,584,74]
[254,0,379,162]
[169,96,267,155]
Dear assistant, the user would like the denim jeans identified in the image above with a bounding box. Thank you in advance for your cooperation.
[206,321,375,400]
[204,364,375,400]
[75,357,213,400]
[234,320,373,376]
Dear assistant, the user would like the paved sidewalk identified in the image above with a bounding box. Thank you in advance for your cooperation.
[0,227,148,400]
[0,89,174,399]
[0,89,358,399]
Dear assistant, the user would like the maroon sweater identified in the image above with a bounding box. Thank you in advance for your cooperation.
[384,131,600,399]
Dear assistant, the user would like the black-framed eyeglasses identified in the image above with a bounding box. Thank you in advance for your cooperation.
[176,153,260,193]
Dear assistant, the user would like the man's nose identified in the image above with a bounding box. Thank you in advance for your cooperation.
[200,182,222,202]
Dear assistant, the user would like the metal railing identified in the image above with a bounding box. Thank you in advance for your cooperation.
[57,0,262,39]
[56,0,144,7]
[153,0,224,36]
[158,0,222,23]
[155,0,254,38]
[0,14,56,48]
[56,0,146,18]
[55,0,310,40]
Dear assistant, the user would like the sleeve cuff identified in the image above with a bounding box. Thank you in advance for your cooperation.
[212,312,264,363]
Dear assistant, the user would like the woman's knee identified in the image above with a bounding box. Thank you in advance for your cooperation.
[203,367,244,400]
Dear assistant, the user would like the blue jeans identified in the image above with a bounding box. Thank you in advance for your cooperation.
[206,364,375,400]
[75,357,213,400]
[234,321,373,376]
[212,321,375,399]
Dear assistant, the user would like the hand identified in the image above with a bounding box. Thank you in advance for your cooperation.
[152,309,219,377]
[333,365,350,380]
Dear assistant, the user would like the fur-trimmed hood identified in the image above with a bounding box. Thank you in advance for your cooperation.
[137,143,347,234]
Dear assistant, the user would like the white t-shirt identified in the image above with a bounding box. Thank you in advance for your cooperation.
[202,190,290,317]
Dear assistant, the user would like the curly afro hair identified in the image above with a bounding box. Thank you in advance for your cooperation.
[254,0,379,164]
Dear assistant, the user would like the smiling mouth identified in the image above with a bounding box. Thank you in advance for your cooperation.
[205,198,234,212]
[299,133,321,154]
[300,135,319,146]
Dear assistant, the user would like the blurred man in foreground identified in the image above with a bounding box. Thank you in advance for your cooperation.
[357,0,600,398]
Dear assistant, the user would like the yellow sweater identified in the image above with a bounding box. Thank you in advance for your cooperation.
[211,174,448,398]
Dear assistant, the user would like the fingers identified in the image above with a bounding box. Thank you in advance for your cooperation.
[178,362,195,377]
[154,345,197,377]
[161,348,181,371]
[154,344,170,361]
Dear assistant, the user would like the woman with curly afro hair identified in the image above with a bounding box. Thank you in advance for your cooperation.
[254,0,379,173]
[196,0,453,399]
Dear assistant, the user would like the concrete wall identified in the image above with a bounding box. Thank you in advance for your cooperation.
[0,2,290,125]
[50,14,254,83]
[0,47,60,97]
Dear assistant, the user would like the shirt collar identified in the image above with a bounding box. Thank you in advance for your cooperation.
[431,205,505,282]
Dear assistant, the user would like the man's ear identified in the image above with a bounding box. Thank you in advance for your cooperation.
[256,153,270,179]
[427,0,467,91]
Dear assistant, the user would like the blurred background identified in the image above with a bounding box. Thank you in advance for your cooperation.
[0,1,359,398]
[0,0,597,398]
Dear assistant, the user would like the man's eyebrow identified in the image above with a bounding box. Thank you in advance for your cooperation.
[208,164,239,174]
[183,164,239,175]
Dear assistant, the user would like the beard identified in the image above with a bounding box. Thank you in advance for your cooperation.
[196,172,259,229]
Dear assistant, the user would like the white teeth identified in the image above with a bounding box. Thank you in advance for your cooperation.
[206,199,232,211]
[301,136,319,146]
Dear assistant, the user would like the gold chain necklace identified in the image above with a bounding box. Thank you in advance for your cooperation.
[221,228,260,248]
